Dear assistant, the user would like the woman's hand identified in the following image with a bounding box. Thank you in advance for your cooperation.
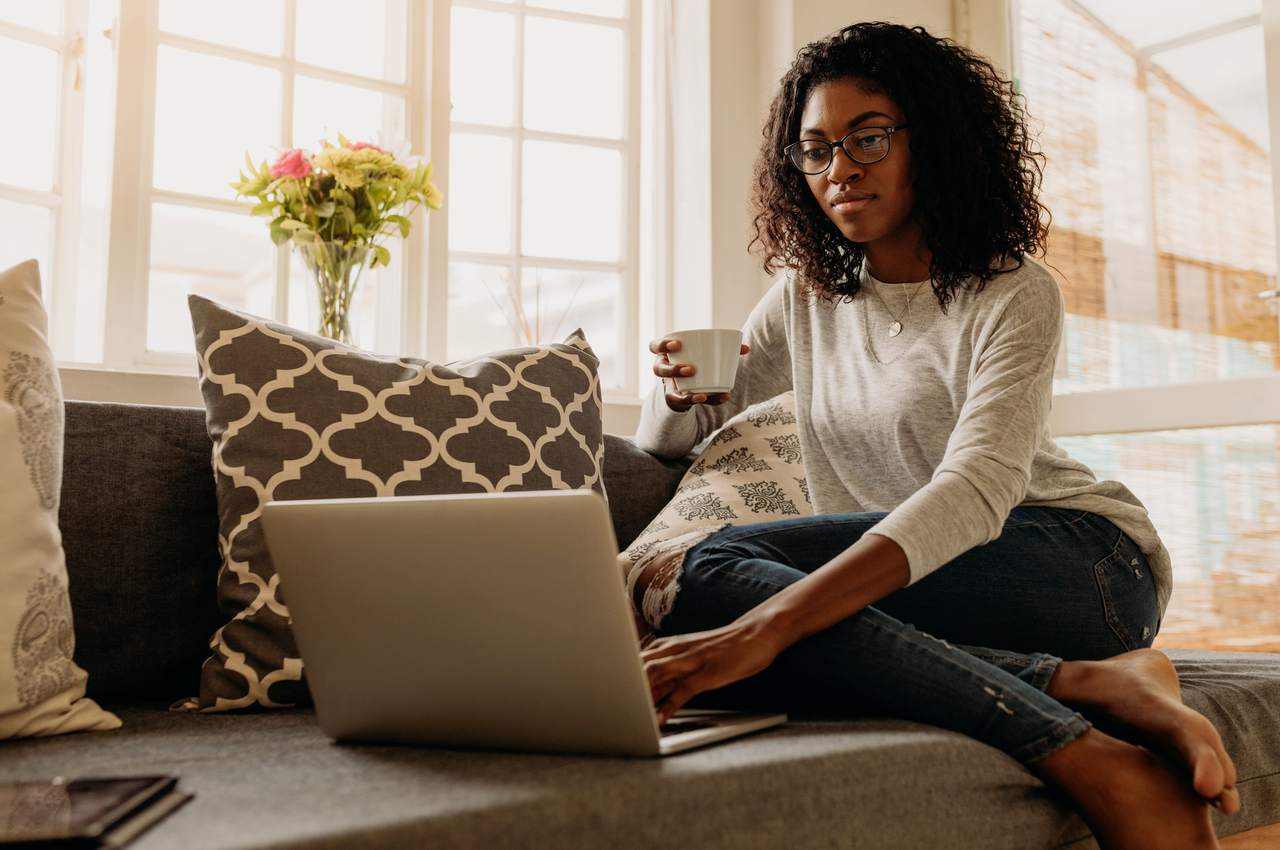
[640,616,786,724]
[650,337,750,412]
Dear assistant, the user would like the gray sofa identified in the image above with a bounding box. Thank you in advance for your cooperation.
[5,400,1280,849]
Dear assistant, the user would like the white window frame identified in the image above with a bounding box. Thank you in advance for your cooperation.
[960,0,1280,436]
[427,0,642,405]
[100,0,425,373]
[28,0,648,426]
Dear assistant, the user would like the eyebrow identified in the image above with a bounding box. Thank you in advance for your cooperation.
[800,111,896,137]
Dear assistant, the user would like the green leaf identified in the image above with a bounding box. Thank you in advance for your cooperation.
[269,223,290,245]
[250,200,276,217]
[279,219,307,231]
[314,201,336,218]
[387,214,411,238]
[372,244,391,267]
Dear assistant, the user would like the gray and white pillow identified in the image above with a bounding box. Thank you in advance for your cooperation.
[0,260,120,738]
[184,295,607,712]
[620,391,810,645]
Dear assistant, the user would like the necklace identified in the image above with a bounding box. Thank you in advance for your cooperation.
[867,276,929,337]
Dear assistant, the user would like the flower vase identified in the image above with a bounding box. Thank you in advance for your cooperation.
[295,240,369,345]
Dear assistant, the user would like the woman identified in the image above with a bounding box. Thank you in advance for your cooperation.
[632,22,1239,850]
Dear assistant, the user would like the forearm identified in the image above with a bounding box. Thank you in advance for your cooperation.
[747,533,911,647]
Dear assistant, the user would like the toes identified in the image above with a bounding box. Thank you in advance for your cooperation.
[1211,786,1243,817]
[1191,742,1226,800]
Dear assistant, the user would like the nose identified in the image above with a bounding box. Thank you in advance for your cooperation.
[826,146,865,185]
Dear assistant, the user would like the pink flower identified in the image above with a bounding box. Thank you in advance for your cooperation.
[346,141,386,153]
[270,148,312,178]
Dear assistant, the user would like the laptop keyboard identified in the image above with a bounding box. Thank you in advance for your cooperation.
[659,719,718,736]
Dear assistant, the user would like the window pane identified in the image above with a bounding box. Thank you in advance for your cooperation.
[1019,0,1278,394]
[0,37,59,191]
[446,261,521,360]
[293,76,406,152]
[158,0,284,55]
[296,0,406,83]
[527,0,626,17]
[521,140,620,262]
[0,200,51,296]
[449,133,513,255]
[153,47,281,198]
[524,16,624,139]
[1057,425,1280,652]
[287,243,402,353]
[1071,0,1260,60]
[0,1,61,33]
[520,265,620,388]
[147,203,275,354]
[450,7,515,127]
[447,262,619,387]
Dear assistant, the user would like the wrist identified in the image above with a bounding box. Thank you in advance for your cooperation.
[735,603,803,655]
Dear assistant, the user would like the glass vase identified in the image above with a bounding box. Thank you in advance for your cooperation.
[294,240,370,345]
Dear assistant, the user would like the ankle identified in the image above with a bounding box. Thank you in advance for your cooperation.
[1046,659,1101,704]
[1029,726,1127,794]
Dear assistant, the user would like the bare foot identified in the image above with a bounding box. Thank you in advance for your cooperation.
[1047,649,1240,815]
[1033,726,1221,850]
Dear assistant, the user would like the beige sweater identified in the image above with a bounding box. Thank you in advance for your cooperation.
[634,257,1174,622]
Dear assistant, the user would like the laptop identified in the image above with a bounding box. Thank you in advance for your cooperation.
[259,489,786,756]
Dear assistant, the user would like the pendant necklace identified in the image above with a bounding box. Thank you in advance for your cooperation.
[867,276,929,337]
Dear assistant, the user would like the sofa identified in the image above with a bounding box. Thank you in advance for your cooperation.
[4,399,1280,849]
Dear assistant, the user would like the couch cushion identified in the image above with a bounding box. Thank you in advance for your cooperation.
[62,402,223,704]
[59,400,693,706]
[2,650,1276,849]
[619,392,810,644]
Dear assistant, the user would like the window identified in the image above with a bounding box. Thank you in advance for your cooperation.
[0,1,112,363]
[0,0,650,404]
[441,0,640,394]
[1014,0,1280,650]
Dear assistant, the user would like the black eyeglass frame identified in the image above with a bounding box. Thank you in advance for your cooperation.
[783,124,910,174]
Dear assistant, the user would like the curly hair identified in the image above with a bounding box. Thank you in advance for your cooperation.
[749,21,1050,313]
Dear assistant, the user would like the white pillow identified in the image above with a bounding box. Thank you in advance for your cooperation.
[620,391,811,645]
[0,260,119,738]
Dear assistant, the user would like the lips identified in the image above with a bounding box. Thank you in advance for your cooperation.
[831,190,875,206]
[832,192,875,214]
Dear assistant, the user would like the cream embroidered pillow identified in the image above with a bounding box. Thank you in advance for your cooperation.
[620,391,811,645]
[0,260,120,738]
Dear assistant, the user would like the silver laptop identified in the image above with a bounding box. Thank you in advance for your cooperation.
[260,489,786,756]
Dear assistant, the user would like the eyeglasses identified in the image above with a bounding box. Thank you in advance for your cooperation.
[783,125,909,175]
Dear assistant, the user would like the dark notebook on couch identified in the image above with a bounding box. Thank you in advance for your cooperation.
[0,775,192,849]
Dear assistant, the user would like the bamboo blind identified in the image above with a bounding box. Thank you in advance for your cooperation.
[1018,0,1280,652]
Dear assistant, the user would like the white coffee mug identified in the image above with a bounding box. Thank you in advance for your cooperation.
[663,328,744,394]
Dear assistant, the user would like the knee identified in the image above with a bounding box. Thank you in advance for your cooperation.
[681,537,763,587]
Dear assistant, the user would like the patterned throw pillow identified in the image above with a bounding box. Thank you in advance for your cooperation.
[0,260,120,738]
[184,295,607,712]
[619,391,810,646]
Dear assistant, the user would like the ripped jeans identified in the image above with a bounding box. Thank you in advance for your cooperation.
[651,506,1162,766]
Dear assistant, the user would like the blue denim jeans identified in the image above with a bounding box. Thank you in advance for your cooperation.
[652,507,1162,766]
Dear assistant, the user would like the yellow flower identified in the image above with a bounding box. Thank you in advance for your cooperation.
[315,146,367,189]
[315,144,409,189]
[425,181,443,209]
